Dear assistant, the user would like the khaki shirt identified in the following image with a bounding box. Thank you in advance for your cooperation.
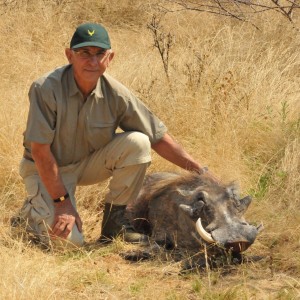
[23,65,167,166]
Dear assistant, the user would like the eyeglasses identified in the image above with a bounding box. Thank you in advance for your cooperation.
[72,48,108,59]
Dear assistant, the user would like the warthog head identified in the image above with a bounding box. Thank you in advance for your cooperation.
[127,172,263,254]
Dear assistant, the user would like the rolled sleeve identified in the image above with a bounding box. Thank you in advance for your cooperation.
[119,93,168,144]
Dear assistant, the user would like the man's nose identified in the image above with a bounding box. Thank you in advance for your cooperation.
[88,54,99,64]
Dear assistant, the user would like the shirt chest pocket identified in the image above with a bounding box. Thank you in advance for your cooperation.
[87,121,116,151]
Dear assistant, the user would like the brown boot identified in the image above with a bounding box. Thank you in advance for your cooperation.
[98,203,149,245]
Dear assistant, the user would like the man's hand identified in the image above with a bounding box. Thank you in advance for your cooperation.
[205,170,221,184]
[51,199,82,239]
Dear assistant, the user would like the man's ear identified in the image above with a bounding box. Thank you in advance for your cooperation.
[108,50,115,63]
[65,48,72,63]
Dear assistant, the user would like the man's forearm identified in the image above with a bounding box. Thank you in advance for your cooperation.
[31,142,82,236]
[151,133,204,172]
[31,143,67,199]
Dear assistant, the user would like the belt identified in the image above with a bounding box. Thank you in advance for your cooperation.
[23,151,34,162]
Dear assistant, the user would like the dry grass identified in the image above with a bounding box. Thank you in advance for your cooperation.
[0,0,299,299]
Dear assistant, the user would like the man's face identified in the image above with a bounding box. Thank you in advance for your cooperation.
[65,46,113,88]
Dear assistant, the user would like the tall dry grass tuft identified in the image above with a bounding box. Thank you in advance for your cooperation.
[0,0,299,299]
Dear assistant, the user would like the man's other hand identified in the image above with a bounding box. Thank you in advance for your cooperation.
[51,199,82,239]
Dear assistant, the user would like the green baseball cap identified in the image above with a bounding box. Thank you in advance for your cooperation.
[70,23,111,49]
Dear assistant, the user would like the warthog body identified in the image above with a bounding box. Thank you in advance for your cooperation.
[127,172,261,256]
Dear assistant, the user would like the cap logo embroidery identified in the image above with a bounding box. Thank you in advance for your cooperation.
[88,29,95,36]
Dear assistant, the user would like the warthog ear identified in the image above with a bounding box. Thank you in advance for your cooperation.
[176,188,194,197]
[239,195,252,213]
[226,183,240,200]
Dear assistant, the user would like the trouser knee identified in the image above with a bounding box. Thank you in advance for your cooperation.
[121,132,151,163]
[127,131,151,153]
[103,132,151,170]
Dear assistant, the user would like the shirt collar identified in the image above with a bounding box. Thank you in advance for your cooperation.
[67,65,80,97]
[93,76,104,98]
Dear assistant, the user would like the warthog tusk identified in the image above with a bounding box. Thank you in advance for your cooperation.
[196,218,214,243]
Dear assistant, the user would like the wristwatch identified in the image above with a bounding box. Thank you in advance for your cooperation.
[53,193,69,203]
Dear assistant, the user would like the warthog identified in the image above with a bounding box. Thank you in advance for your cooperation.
[126,172,263,267]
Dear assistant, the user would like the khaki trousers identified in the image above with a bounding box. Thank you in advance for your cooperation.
[18,132,151,247]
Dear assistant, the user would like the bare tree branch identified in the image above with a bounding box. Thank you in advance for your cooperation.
[147,14,175,79]
[160,0,300,25]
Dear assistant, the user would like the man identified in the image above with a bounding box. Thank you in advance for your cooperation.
[18,23,214,248]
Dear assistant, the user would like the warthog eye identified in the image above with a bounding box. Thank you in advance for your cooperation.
[195,191,208,203]
[193,201,205,215]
